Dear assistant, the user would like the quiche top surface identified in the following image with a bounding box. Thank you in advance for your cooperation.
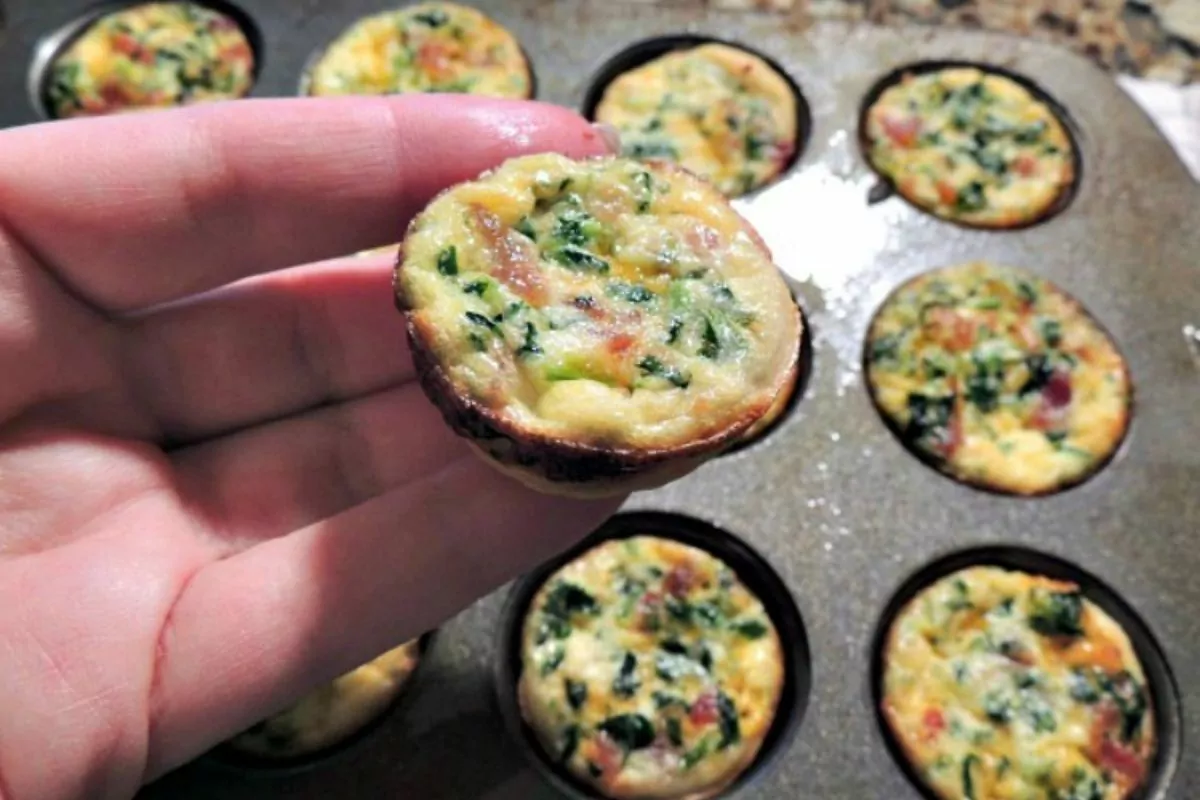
[306,1,530,98]
[227,639,422,759]
[519,535,785,799]
[45,2,255,118]
[594,43,799,198]
[882,566,1155,800]
[396,153,800,457]
[863,65,1075,227]
[865,262,1130,495]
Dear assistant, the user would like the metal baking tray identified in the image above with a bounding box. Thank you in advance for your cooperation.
[5,1,1195,797]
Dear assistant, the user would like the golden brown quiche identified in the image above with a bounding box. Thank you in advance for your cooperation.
[863,65,1075,228]
[43,2,255,118]
[882,566,1155,800]
[226,639,422,760]
[305,2,530,98]
[519,536,785,799]
[594,43,799,198]
[394,153,801,496]
[865,262,1130,495]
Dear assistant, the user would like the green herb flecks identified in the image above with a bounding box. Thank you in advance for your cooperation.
[598,714,655,752]
[962,753,980,800]
[637,355,691,389]
[607,282,656,304]
[437,245,459,276]
[731,619,769,639]
[1027,589,1084,637]
[956,181,987,212]
[516,322,542,359]
[565,678,588,710]
[717,692,740,749]
[666,717,683,747]
[413,8,449,27]
[559,724,579,762]
[612,652,640,698]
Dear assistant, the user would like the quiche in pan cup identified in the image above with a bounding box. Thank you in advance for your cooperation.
[594,42,799,198]
[394,153,802,497]
[882,566,1155,800]
[519,535,785,799]
[865,262,1130,495]
[305,1,531,99]
[222,638,424,764]
[862,65,1076,228]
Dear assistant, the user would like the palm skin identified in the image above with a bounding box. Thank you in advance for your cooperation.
[0,95,621,800]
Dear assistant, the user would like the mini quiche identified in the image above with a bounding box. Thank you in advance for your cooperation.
[865,262,1130,495]
[519,536,785,799]
[882,566,1155,800]
[226,639,422,760]
[863,65,1075,227]
[593,43,798,198]
[305,2,530,98]
[394,153,801,496]
[44,2,255,119]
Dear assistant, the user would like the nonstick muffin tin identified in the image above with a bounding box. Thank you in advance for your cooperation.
[5,1,1193,798]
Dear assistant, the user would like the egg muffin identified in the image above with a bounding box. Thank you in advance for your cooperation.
[226,639,422,760]
[519,536,785,799]
[882,566,1155,800]
[43,2,255,119]
[863,65,1075,227]
[305,2,530,98]
[394,153,801,496]
[593,43,799,198]
[865,262,1130,495]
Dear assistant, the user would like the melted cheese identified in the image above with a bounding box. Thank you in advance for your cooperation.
[45,2,255,119]
[865,66,1075,227]
[594,44,798,198]
[519,536,784,799]
[306,2,529,98]
[883,567,1155,800]
[227,640,421,759]
[398,153,800,452]
[866,262,1130,495]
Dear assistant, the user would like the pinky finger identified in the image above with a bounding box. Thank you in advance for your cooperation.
[143,457,623,779]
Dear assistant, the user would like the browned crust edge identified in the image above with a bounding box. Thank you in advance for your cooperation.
[862,264,1133,497]
[395,158,802,497]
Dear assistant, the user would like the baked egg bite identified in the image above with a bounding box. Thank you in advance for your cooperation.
[394,153,801,496]
[863,65,1075,228]
[305,1,530,98]
[882,566,1155,800]
[865,262,1130,495]
[519,535,785,799]
[593,43,799,198]
[43,2,255,119]
[225,639,422,760]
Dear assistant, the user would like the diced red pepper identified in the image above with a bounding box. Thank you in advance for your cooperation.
[689,692,719,726]
[881,115,921,148]
[1013,154,1038,177]
[664,564,695,598]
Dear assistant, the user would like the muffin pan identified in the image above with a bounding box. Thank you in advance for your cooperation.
[2,1,1193,798]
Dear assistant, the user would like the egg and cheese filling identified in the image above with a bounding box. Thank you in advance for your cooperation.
[306,2,529,98]
[594,43,798,198]
[399,153,798,451]
[864,66,1075,227]
[228,640,421,759]
[866,262,1129,495]
[44,2,255,119]
[520,536,784,798]
[884,567,1155,800]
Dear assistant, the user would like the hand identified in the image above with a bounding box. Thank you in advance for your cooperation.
[0,95,621,800]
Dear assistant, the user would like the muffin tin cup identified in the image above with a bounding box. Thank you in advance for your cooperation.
[579,33,813,198]
[859,265,1136,498]
[294,16,539,100]
[870,546,1182,800]
[493,512,812,800]
[856,59,1085,230]
[26,0,264,120]
[200,630,438,777]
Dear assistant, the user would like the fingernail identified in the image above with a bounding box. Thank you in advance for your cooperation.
[591,122,622,154]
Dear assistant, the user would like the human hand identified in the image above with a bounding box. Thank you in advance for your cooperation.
[0,95,621,800]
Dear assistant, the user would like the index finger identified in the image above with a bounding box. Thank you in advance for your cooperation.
[0,95,612,312]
